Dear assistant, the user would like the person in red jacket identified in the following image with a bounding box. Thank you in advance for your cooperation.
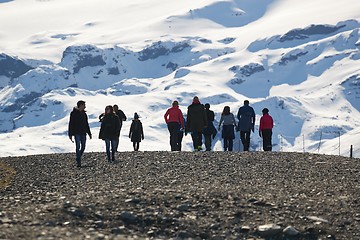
[259,108,274,151]
[164,100,185,151]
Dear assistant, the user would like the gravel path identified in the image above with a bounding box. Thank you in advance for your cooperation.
[0,151,359,239]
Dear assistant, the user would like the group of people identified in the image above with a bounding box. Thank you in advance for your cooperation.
[68,101,143,167]
[68,97,274,167]
[164,97,274,153]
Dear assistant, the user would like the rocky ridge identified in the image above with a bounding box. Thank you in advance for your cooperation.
[0,151,359,239]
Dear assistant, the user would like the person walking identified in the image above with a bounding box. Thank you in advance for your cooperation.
[113,104,127,151]
[203,103,217,151]
[237,100,255,151]
[99,105,120,162]
[218,106,236,151]
[164,100,185,151]
[129,113,144,151]
[259,108,274,151]
[186,96,207,151]
[68,100,92,168]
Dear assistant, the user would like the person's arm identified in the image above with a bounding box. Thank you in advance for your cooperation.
[251,108,255,132]
[259,116,263,137]
[121,111,127,121]
[203,108,208,128]
[164,109,169,123]
[237,108,241,121]
[68,112,73,141]
[232,114,236,126]
[185,109,191,132]
[141,122,144,140]
[179,110,185,128]
[218,116,223,130]
[86,114,92,139]
[129,123,133,138]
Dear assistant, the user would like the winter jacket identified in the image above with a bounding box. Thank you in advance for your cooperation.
[203,109,217,136]
[237,105,255,132]
[219,113,236,127]
[259,113,273,131]
[115,109,127,129]
[219,113,236,139]
[68,107,92,137]
[99,113,121,140]
[129,120,144,142]
[164,106,185,128]
[186,103,207,133]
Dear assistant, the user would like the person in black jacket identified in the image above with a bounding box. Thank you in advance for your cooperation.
[113,104,127,151]
[186,96,207,151]
[129,113,144,151]
[99,104,127,152]
[99,105,120,162]
[202,103,217,151]
[68,100,92,168]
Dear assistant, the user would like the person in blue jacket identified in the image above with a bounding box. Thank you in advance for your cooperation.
[237,100,255,151]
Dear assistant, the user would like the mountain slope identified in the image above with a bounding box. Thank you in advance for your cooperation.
[0,0,359,157]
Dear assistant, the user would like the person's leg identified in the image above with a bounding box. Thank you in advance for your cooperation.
[240,131,246,151]
[111,139,117,161]
[244,131,251,151]
[191,133,197,150]
[268,130,272,151]
[178,131,184,151]
[204,134,211,151]
[229,139,233,151]
[135,142,139,151]
[195,132,203,150]
[198,132,203,150]
[167,123,174,150]
[79,134,86,157]
[263,130,272,151]
[115,137,119,152]
[168,123,179,151]
[133,142,136,151]
[74,135,82,166]
[223,138,228,151]
[105,139,111,161]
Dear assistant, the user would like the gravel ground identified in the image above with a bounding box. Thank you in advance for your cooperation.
[0,151,359,240]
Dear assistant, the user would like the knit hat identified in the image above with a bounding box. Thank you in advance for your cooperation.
[134,112,139,119]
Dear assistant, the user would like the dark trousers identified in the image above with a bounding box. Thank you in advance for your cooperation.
[191,131,203,150]
[133,142,140,151]
[261,129,272,151]
[75,134,86,165]
[167,122,181,151]
[203,134,212,151]
[105,139,117,161]
[240,131,251,151]
[115,136,120,152]
[223,138,233,151]
[178,131,184,151]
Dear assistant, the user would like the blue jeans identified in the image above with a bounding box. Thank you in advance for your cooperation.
[105,139,117,161]
[75,134,86,165]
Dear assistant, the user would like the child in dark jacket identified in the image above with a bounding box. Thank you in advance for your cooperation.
[129,113,144,151]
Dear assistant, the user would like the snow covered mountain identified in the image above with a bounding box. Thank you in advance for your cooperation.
[0,0,359,157]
